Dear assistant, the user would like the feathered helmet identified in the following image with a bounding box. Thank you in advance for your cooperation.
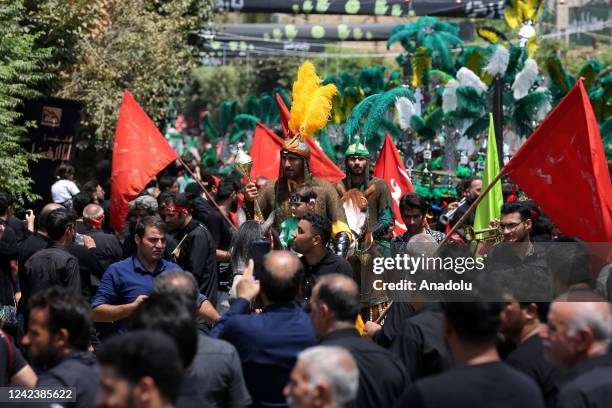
[344,135,370,157]
[282,61,337,159]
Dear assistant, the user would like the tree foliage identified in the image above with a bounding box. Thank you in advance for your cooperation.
[0,0,51,204]
[30,0,215,150]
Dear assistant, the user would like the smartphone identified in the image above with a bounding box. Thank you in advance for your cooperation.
[250,240,271,278]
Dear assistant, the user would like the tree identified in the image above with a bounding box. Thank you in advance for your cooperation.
[31,0,215,150]
[0,1,51,204]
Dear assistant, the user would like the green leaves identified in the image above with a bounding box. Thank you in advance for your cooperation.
[0,1,50,205]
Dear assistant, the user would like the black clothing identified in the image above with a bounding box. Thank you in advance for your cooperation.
[0,329,27,386]
[300,251,353,301]
[449,200,475,229]
[0,220,18,306]
[373,302,417,348]
[36,351,99,408]
[555,354,612,408]
[122,231,178,261]
[8,215,29,243]
[395,361,545,408]
[66,243,102,299]
[86,229,122,272]
[484,242,553,301]
[173,219,217,305]
[192,197,233,250]
[18,232,47,272]
[20,244,81,315]
[504,334,564,407]
[320,328,409,408]
[390,303,452,381]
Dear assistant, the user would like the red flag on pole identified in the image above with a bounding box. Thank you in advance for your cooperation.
[250,123,345,183]
[504,79,612,242]
[110,90,178,232]
[276,93,291,137]
[373,133,415,236]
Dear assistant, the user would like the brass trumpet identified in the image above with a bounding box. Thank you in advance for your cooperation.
[464,226,503,244]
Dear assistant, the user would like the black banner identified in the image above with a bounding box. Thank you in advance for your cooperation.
[216,0,504,18]
[218,23,395,42]
[201,39,325,60]
[22,97,82,208]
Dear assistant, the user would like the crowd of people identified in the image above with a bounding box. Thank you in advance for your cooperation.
[0,145,610,408]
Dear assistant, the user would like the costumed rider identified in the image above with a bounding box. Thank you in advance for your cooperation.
[244,61,352,257]
[336,136,394,245]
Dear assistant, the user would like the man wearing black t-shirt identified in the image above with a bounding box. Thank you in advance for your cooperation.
[394,302,545,408]
[311,274,408,408]
[160,193,217,306]
[292,212,353,301]
[500,297,564,406]
[390,302,452,380]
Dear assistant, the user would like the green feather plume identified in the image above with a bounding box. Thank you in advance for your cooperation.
[344,94,380,140]
[512,91,551,137]
[201,114,219,141]
[456,86,486,116]
[219,100,238,136]
[363,87,415,139]
[242,96,260,118]
[463,116,489,139]
[578,61,603,91]
[504,46,526,84]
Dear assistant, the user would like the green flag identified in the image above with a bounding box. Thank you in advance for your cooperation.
[474,113,503,231]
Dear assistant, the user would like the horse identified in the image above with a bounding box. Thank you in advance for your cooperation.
[338,185,389,322]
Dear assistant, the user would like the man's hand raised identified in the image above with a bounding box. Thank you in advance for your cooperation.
[237,259,260,302]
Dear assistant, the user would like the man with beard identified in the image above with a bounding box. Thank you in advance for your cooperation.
[96,331,183,408]
[244,61,352,257]
[159,193,218,306]
[445,176,482,229]
[336,137,394,243]
[21,287,99,406]
[122,195,177,260]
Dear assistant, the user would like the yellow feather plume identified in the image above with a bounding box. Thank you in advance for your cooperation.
[288,61,338,138]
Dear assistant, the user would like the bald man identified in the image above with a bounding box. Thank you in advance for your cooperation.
[311,274,408,408]
[210,251,316,407]
[540,293,612,408]
[83,203,122,271]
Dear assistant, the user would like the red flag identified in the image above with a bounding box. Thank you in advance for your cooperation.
[250,123,345,183]
[373,134,415,236]
[504,79,612,242]
[110,90,178,232]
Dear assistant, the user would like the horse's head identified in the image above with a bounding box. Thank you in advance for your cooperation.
[341,185,376,240]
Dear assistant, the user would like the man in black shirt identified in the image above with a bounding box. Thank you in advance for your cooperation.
[292,212,353,301]
[540,294,612,408]
[0,194,18,311]
[390,302,452,380]
[394,302,545,408]
[0,327,36,386]
[311,274,408,408]
[21,208,82,314]
[82,203,122,271]
[485,202,553,302]
[21,287,99,407]
[500,297,564,406]
[160,193,217,306]
[363,302,417,348]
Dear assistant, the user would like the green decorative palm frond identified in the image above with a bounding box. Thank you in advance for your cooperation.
[359,66,387,96]
[463,115,489,139]
[578,61,603,91]
[219,100,238,136]
[456,86,486,116]
[504,46,527,84]
[201,114,220,142]
[511,91,551,137]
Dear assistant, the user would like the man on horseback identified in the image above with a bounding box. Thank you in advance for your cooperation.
[337,136,394,246]
[336,137,395,322]
[243,61,352,257]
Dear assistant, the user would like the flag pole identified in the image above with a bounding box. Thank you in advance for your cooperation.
[176,156,237,231]
[436,170,505,249]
